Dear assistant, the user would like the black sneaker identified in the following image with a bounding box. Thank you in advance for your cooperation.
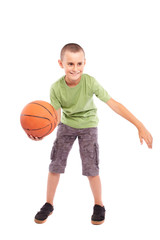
[34,202,54,224]
[91,204,105,225]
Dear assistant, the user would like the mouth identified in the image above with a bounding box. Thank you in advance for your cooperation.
[70,71,80,76]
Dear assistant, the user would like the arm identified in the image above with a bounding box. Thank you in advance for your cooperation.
[56,108,61,125]
[106,98,153,148]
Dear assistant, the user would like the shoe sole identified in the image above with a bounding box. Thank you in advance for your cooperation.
[34,212,53,224]
[91,220,104,225]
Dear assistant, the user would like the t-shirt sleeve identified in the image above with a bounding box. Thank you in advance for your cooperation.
[91,77,111,103]
[50,85,61,110]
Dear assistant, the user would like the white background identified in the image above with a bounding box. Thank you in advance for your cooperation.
[0,0,160,239]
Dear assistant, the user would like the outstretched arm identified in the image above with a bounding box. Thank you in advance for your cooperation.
[106,98,153,148]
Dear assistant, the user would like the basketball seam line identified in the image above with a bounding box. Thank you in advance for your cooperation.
[30,102,53,117]
[21,114,50,121]
[23,123,51,131]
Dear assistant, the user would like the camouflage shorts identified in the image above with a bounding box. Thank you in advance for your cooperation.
[49,122,99,176]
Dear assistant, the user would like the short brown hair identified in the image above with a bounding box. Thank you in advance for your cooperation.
[60,43,85,60]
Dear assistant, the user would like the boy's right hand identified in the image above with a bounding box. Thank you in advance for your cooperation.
[27,134,43,141]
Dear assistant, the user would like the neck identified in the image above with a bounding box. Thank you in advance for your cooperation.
[65,76,81,87]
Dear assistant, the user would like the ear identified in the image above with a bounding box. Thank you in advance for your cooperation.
[58,59,64,69]
[84,58,86,66]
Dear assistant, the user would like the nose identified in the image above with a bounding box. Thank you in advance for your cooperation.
[73,64,78,72]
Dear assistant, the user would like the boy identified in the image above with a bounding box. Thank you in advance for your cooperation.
[31,43,153,225]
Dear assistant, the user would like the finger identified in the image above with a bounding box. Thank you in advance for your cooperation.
[139,135,143,145]
[36,137,42,141]
[147,136,153,149]
[143,136,152,149]
[27,133,43,141]
[148,143,152,149]
[34,136,43,141]
[27,134,38,141]
[147,141,152,149]
[27,134,34,140]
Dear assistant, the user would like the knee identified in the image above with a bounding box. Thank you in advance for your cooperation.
[87,175,98,180]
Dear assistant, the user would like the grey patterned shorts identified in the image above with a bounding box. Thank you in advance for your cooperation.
[49,122,99,176]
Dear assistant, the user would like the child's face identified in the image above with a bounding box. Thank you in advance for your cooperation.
[58,50,86,83]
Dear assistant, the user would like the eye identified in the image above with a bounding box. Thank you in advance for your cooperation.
[78,62,82,66]
[68,63,73,66]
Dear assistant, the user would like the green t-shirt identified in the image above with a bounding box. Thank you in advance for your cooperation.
[50,74,111,128]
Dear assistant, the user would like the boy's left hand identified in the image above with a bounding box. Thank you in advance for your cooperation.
[138,125,153,149]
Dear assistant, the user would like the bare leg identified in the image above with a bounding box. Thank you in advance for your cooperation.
[46,172,60,206]
[88,175,103,206]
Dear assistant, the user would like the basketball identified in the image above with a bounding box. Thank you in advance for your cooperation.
[20,100,58,138]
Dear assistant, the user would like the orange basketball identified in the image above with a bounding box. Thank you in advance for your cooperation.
[20,100,58,138]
